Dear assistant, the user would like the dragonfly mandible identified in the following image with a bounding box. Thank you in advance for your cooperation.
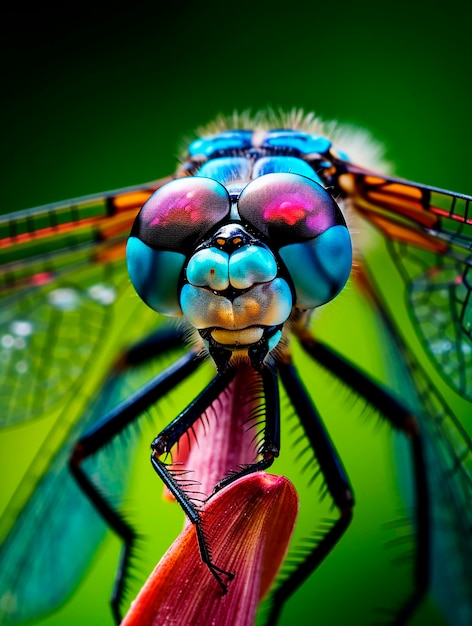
[0,110,471,626]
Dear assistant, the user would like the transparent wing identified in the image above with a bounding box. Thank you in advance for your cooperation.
[339,165,472,400]
[339,163,472,621]
[355,266,472,625]
[0,338,167,624]
[0,177,172,425]
[0,179,175,622]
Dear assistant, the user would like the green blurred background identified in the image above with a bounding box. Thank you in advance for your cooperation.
[1,2,470,625]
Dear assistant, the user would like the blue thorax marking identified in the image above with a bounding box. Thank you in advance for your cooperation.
[188,129,332,159]
[260,130,331,155]
[196,156,324,187]
[188,130,253,157]
[190,129,332,187]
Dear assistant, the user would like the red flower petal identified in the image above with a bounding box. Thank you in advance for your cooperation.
[122,472,298,626]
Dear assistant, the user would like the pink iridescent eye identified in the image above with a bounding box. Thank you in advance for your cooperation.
[237,173,345,245]
[131,177,231,252]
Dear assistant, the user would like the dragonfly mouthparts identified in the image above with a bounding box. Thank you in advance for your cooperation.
[199,325,283,371]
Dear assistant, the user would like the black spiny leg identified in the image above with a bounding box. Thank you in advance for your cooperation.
[116,323,186,369]
[150,366,280,592]
[298,329,430,625]
[266,361,354,625]
[150,367,237,592]
[70,346,202,624]
[213,366,281,491]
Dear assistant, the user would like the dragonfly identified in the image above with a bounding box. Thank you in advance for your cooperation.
[0,109,471,626]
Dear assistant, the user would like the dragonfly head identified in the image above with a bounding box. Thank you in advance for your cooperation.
[180,220,291,371]
[127,173,352,371]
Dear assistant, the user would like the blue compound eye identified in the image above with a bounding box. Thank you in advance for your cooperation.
[238,173,352,309]
[130,177,231,253]
[278,225,352,309]
[127,177,231,316]
[237,173,345,246]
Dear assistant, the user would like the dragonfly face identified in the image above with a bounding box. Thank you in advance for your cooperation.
[127,132,352,371]
[1,111,471,626]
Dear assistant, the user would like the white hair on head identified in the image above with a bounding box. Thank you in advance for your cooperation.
[190,108,393,174]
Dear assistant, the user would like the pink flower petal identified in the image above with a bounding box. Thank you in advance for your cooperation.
[122,472,298,626]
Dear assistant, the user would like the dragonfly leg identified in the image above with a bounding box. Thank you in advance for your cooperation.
[150,367,242,593]
[147,366,279,597]
[298,331,430,625]
[211,367,281,492]
[69,345,202,624]
[112,323,187,369]
[264,360,354,625]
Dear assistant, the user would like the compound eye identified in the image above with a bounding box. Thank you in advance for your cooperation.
[130,177,231,253]
[238,172,352,310]
[127,177,231,317]
[237,173,345,246]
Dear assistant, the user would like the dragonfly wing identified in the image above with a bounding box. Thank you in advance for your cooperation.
[386,324,472,626]
[0,334,172,624]
[340,166,472,400]
[0,434,108,623]
[0,261,127,425]
[0,178,178,621]
[357,266,472,626]
[387,234,471,400]
[0,177,173,425]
